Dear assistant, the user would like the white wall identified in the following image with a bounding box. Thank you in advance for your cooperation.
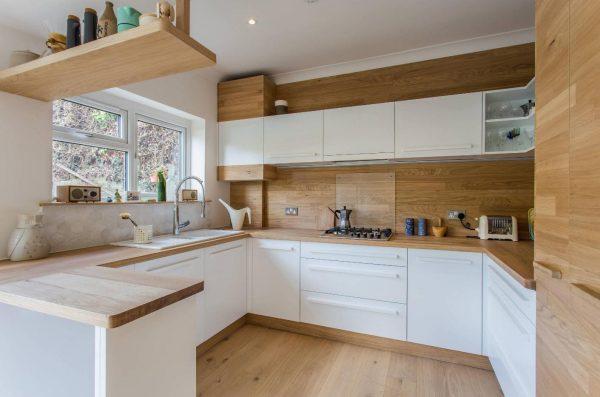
[0,25,45,69]
[0,92,52,259]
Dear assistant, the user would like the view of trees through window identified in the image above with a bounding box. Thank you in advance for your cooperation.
[52,100,120,138]
[52,141,127,195]
[52,98,185,199]
[136,120,182,193]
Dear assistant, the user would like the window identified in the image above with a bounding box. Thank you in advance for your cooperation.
[52,97,187,199]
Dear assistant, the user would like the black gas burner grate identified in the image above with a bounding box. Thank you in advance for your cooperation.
[321,227,393,241]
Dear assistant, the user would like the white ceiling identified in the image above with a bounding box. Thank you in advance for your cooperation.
[0,0,534,80]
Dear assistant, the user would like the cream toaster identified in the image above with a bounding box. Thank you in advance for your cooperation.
[477,215,518,241]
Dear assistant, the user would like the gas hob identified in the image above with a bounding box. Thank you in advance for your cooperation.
[321,227,393,241]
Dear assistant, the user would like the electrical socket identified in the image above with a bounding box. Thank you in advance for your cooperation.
[285,207,299,216]
[447,210,466,220]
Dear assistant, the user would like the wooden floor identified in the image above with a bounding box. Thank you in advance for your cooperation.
[197,325,502,397]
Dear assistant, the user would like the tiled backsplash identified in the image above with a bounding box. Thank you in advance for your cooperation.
[42,202,212,253]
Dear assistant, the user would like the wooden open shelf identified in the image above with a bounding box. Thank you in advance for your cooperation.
[0,19,216,101]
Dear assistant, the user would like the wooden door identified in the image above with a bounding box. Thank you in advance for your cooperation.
[535,0,600,395]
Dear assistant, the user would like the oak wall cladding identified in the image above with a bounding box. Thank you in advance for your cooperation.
[275,43,535,113]
[263,160,534,239]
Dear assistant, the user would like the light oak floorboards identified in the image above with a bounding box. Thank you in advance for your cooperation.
[197,325,502,397]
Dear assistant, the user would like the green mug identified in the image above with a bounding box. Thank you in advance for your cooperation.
[116,6,141,32]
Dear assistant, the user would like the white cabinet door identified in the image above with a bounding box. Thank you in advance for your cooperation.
[484,255,535,397]
[218,117,263,165]
[263,111,323,164]
[324,102,395,161]
[395,92,483,158]
[204,240,247,339]
[407,249,483,354]
[135,249,206,345]
[251,239,300,321]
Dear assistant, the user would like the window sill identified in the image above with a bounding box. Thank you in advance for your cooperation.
[39,200,212,207]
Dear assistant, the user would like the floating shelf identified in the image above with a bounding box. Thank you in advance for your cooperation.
[486,111,535,124]
[0,20,216,102]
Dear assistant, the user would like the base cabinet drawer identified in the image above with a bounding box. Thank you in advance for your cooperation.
[301,258,407,303]
[301,291,406,340]
[301,242,407,267]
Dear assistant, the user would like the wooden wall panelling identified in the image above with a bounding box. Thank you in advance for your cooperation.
[258,161,533,239]
[218,75,276,122]
[336,172,395,231]
[275,44,535,114]
[230,181,266,229]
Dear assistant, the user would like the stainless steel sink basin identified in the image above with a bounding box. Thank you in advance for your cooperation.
[111,229,243,250]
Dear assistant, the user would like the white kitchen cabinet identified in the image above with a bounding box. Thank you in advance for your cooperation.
[218,117,263,165]
[484,255,535,397]
[301,291,406,340]
[323,102,395,161]
[263,110,323,164]
[134,249,206,345]
[395,92,483,158]
[407,249,483,354]
[204,240,247,339]
[250,239,300,321]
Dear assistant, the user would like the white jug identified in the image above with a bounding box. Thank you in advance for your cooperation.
[7,214,51,261]
[219,199,251,230]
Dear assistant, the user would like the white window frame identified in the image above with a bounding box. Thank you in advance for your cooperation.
[52,95,190,198]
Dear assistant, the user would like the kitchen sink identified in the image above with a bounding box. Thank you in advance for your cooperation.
[111,229,243,250]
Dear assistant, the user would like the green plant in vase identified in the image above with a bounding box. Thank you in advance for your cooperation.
[155,168,167,202]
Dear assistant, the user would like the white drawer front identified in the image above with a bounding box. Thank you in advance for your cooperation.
[135,249,203,273]
[301,258,407,303]
[301,291,406,340]
[485,255,535,325]
[301,242,407,267]
[487,281,536,397]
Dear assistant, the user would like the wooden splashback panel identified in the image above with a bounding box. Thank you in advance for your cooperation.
[336,172,395,230]
[258,160,533,239]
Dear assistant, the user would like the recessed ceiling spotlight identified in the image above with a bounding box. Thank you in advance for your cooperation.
[305,0,319,3]
[248,18,256,25]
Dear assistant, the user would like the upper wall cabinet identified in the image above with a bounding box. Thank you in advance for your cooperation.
[218,117,263,166]
[264,111,324,164]
[484,79,535,154]
[323,103,395,161]
[218,75,275,122]
[395,93,483,158]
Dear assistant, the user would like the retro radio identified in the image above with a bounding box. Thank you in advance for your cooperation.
[57,185,101,203]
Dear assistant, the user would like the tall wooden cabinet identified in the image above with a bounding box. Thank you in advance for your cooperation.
[535,0,600,394]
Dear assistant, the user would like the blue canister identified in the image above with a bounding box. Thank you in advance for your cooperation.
[418,218,427,236]
[405,218,415,236]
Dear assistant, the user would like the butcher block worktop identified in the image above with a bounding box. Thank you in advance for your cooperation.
[247,228,535,290]
[0,228,533,329]
[0,233,248,328]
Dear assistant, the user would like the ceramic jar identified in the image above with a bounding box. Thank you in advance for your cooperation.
[98,1,117,38]
[83,8,97,43]
[7,214,51,262]
[66,14,81,48]
[117,6,141,32]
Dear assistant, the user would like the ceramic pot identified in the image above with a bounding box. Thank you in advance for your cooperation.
[98,1,117,38]
[117,6,141,32]
[83,8,97,43]
[7,214,50,262]
[66,14,81,48]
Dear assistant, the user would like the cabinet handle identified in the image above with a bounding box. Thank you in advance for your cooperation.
[258,246,295,252]
[267,152,319,159]
[306,296,400,316]
[489,286,529,336]
[533,261,562,279]
[147,256,200,272]
[307,264,401,279]
[488,265,530,301]
[400,144,473,152]
[308,251,402,260]
[209,244,243,255]
[416,257,474,265]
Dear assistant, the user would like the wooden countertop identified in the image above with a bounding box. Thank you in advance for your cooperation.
[0,227,533,329]
[0,233,249,328]
[247,228,535,290]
